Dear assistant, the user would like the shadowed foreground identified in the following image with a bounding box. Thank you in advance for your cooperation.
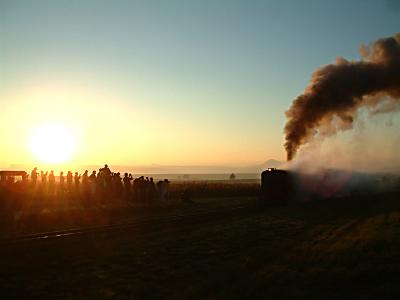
[1,193,400,299]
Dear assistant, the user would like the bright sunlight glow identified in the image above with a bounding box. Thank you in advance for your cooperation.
[30,123,76,164]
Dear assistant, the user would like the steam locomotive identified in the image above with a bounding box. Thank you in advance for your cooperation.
[261,167,386,202]
[260,168,294,203]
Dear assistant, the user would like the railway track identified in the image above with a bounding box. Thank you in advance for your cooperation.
[0,203,259,245]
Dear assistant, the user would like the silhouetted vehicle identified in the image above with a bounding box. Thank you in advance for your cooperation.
[0,171,28,185]
[0,171,28,210]
[260,168,293,203]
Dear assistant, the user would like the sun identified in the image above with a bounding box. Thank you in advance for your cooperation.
[30,123,76,164]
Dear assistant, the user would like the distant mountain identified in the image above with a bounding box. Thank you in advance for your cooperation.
[233,159,284,173]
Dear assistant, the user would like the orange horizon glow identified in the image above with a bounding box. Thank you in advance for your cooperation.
[0,82,284,169]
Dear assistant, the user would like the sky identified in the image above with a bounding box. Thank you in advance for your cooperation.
[0,0,399,170]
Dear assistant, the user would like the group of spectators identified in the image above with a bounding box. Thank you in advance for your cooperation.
[28,164,170,204]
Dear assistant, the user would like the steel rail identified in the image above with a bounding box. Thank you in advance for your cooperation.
[0,204,255,244]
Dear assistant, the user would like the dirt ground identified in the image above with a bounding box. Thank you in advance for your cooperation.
[1,193,400,299]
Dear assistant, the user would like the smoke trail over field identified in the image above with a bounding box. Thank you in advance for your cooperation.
[284,33,400,161]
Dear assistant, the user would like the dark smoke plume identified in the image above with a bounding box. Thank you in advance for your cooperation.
[284,33,400,161]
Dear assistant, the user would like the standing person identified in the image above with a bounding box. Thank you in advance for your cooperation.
[101,164,111,176]
[148,177,156,206]
[96,170,104,203]
[156,180,164,202]
[41,171,48,184]
[66,171,73,193]
[100,164,111,186]
[48,170,56,196]
[81,170,90,202]
[114,172,123,199]
[163,179,170,202]
[89,170,97,199]
[74,172,80,189]
[158,180,166,202]
[144,177,150,203]
[41,171,48,193]
[82,170,89,184]
[30,167,38,188]
[132,177,139,202]
[109,172,117,199]
[59,171,65,196]
[123,173,133,201]
[135,176,144,202]
[100,164,112,198]
[74,172,81,200]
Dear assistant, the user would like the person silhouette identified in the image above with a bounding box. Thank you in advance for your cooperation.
[123,173,133,201]
[114,172,122,199]
[81,170,90,202]
[89,170,96,181]
[82,170,89,186]
[48,170,55,195]
[156,180,163,202]
[163,179,170,202]
[74,172,80,188]
[66,171,73,192]
[148,177,156,206]
[41,171,48,193]
[96,169,104,202]
[30,167,38,187]
[89,170,97,199]
[59,171,65,195]
[99,164,112,197]
[41,170,48,184]
[102,164,111,176]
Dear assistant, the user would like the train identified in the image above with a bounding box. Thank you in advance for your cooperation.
[260,167,397,203]
[260,168,295,203]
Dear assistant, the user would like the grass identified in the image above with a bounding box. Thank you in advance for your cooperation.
[1,191,400,299]
[0,181,259,235]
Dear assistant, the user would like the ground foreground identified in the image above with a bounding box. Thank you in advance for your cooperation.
[1,193,400,299]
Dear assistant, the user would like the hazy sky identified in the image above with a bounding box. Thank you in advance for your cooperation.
[0,0,399,168]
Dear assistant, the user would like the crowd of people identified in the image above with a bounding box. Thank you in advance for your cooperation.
[23,164,171,204]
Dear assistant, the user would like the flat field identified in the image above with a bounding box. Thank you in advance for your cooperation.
[1,191,400,299]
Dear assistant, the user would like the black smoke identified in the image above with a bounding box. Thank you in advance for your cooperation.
[284,33,400,161]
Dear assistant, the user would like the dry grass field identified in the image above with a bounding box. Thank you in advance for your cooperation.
[1,184,400,299]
